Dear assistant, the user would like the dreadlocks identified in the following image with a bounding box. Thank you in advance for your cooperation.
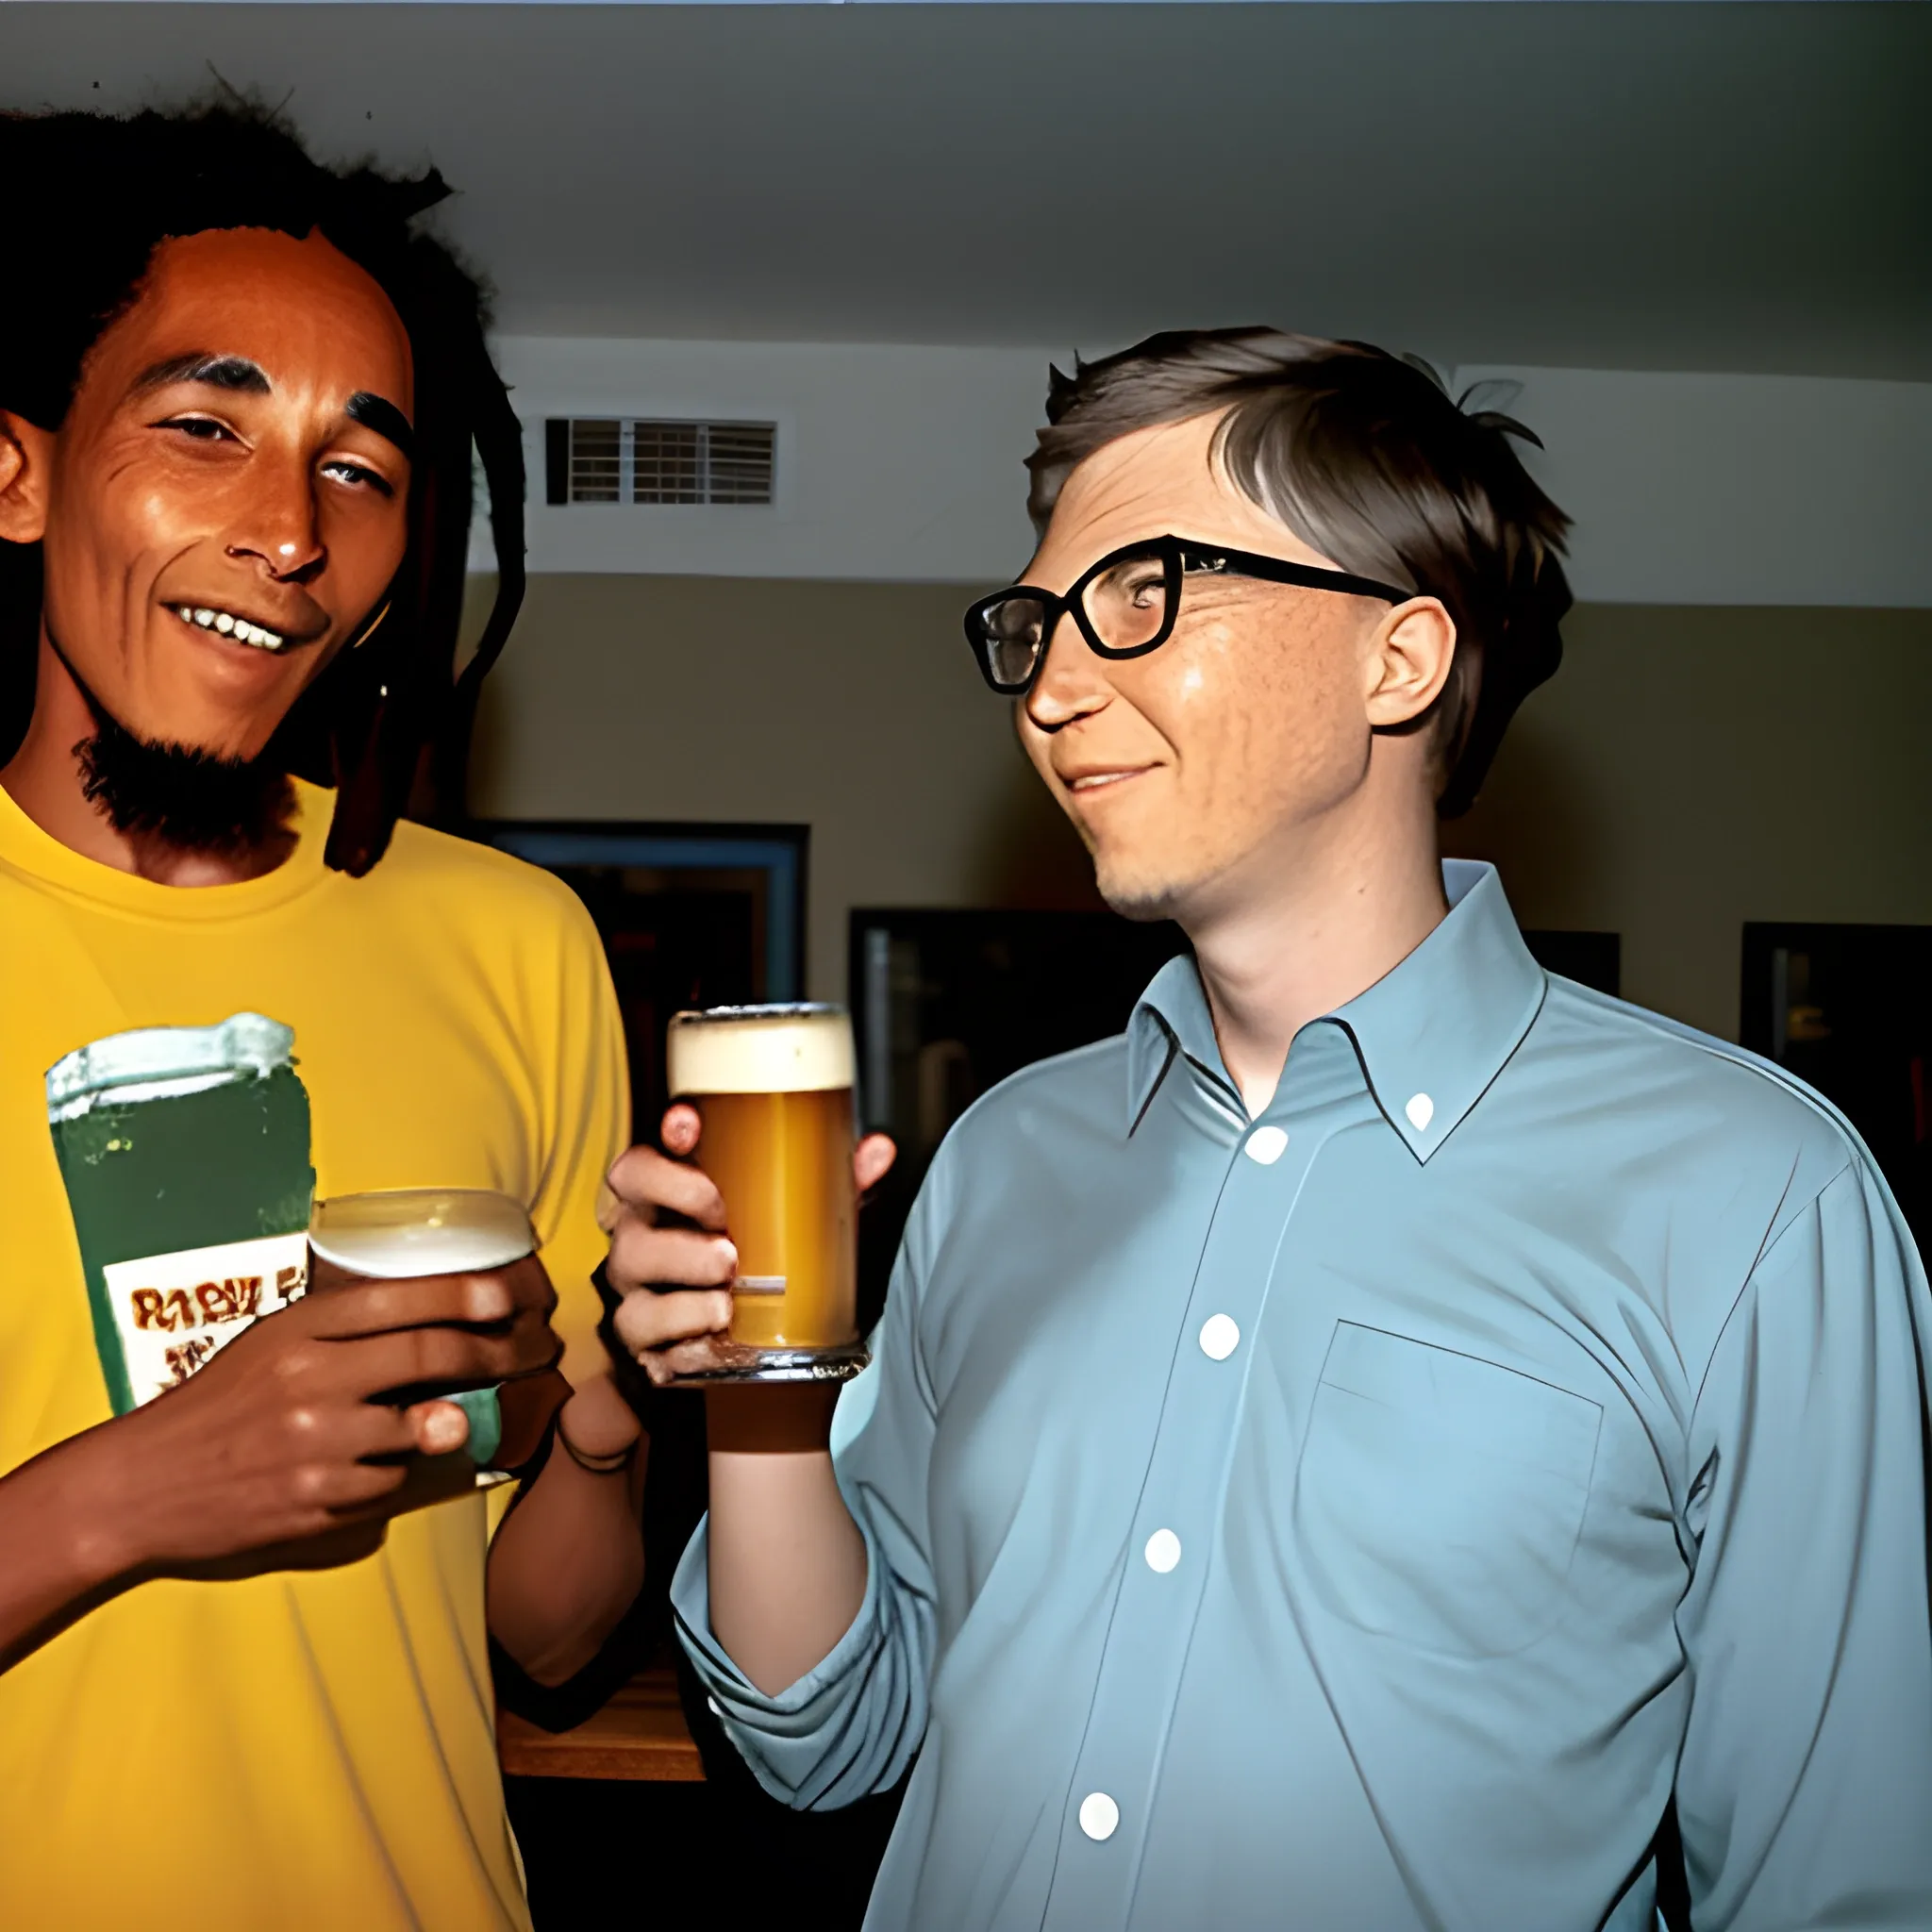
[0,97,525,875]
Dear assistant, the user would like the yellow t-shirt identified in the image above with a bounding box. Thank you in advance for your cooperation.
[0,777,629,1930]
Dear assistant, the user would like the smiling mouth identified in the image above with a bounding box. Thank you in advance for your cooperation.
[167,602,298,654]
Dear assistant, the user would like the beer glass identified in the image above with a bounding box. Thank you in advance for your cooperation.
[308,1188,559,1474]
[665,1004,866,1384]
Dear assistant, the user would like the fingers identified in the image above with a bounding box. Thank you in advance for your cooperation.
[295,1407,474,1513]
[497,1255,558,1323]
[606,1141,726,1231]
[305,1457,413,1513]
[855,1132,897,1196]
[594,1177,623,1236]
[660,1104,701,1158]
[303,1272,515,1339]
[608,1214,737,1295]
[318,1322,544,1402]
[611,1285,733,1358]
[636,1334,740,1388]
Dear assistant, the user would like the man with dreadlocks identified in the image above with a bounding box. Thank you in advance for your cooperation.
[0,104,647,1927]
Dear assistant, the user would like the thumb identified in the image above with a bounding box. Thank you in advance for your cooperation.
[407,1398,471,1457]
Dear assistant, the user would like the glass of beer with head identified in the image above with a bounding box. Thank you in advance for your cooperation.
[308,1188,560,1475]
[665,1004,866,1384]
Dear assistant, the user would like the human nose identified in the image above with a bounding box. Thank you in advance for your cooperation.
[225,456,325,586]
[1023,607,1112,732]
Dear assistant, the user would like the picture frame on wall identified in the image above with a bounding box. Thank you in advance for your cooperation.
[474,820,808,1136]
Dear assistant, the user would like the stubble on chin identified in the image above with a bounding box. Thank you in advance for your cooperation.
[1090,843,1192,925]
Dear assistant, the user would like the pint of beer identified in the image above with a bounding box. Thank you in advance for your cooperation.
[308,1188,557,1472]
[666,1005,864,1380]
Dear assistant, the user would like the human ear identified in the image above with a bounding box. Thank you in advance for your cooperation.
[0,411,54,545]
[1363,598,1457,729]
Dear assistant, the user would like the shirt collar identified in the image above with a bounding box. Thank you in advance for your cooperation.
[1125,860,1546,1162]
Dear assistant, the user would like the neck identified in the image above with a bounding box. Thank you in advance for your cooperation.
[1181,764,1449,1117]
[0,634,294,886]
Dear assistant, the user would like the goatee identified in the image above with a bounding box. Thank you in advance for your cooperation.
[76,708,292,857]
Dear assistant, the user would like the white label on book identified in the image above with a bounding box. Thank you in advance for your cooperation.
[102,1233,309,1407]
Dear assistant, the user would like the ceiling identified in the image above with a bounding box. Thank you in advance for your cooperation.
[3,4,1925,379]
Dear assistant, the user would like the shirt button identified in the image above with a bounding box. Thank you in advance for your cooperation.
[1198,1313,1241,1360]
[1405,1091,1435,1131]
[1143,1528,1181,1574]
[1078,1792,1121,1841]
[1243,1124,1289,1165]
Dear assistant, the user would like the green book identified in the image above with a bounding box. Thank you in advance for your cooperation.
[47,1014,315,1415]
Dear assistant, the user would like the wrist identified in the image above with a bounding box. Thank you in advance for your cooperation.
[704,1383,840,1456]
[26,1423,150,1591]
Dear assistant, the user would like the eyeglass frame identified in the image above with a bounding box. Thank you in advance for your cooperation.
[962,534,1417,698]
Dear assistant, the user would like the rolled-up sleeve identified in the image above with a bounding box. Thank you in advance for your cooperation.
[1675,1158,1932,1925]
[671,1175,942,1810]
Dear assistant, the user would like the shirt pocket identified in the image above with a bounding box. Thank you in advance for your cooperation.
[1291,1322,1602,1658]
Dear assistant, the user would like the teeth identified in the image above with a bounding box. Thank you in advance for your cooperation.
[171,605,285,651]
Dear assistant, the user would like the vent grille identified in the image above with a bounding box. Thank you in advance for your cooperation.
[545,418,775,507]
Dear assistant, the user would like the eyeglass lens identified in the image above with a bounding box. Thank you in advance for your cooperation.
[980,595,1050,690]
[1080,549,1173,654]
[976,546,1178,690]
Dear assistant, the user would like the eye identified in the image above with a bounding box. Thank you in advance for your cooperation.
[1091,559,1166,608]
[156,414,236,443]
[321,458,396,498]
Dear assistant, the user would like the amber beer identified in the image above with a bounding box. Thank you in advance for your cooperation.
[667,1005,861,1376]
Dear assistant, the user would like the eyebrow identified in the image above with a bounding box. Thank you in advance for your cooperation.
[131,352,272,399]
[129,356,415,461]
[344,391,416,461]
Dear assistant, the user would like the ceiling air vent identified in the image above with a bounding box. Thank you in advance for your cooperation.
[544,418,776,507]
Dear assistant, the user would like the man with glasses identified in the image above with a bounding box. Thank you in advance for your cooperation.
[611,329,1932,1928]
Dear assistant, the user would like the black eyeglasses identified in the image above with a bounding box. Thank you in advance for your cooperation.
[963,534,1414,697]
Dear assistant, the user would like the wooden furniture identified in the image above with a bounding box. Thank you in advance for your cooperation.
[498,1664,705,1782]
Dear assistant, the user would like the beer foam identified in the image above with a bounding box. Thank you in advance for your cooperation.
[667,1005,855,1096]
[309,1189,533,1278]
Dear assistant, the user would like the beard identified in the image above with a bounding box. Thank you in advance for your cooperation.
[75,706,293,857]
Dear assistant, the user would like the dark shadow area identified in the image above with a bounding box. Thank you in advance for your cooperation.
[848,907,1191,1332]
[508,1756,903,1931]
[1521,930,1620,996]
[1740,923,1932,1250]
[1440,696,1611,934]
[964,747,1109,912]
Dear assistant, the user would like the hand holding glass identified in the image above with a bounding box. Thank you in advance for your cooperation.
[308,1188,553,1472]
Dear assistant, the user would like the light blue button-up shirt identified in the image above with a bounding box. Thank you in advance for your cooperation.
[674,862,1932,1930]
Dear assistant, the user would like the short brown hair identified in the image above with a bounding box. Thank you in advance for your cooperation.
[1025,328,1572,817]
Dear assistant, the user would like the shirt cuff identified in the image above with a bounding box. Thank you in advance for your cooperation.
[670,1508,890,1807]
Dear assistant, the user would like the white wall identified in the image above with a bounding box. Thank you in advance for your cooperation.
[1455,365,1932,609]
[489,337,1052,583]
[488,335,1932,609]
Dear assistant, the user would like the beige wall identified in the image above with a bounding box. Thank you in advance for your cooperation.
[470,576,1932,1041]
[1443,604,1932,1036]
[467,574,1099,1006]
